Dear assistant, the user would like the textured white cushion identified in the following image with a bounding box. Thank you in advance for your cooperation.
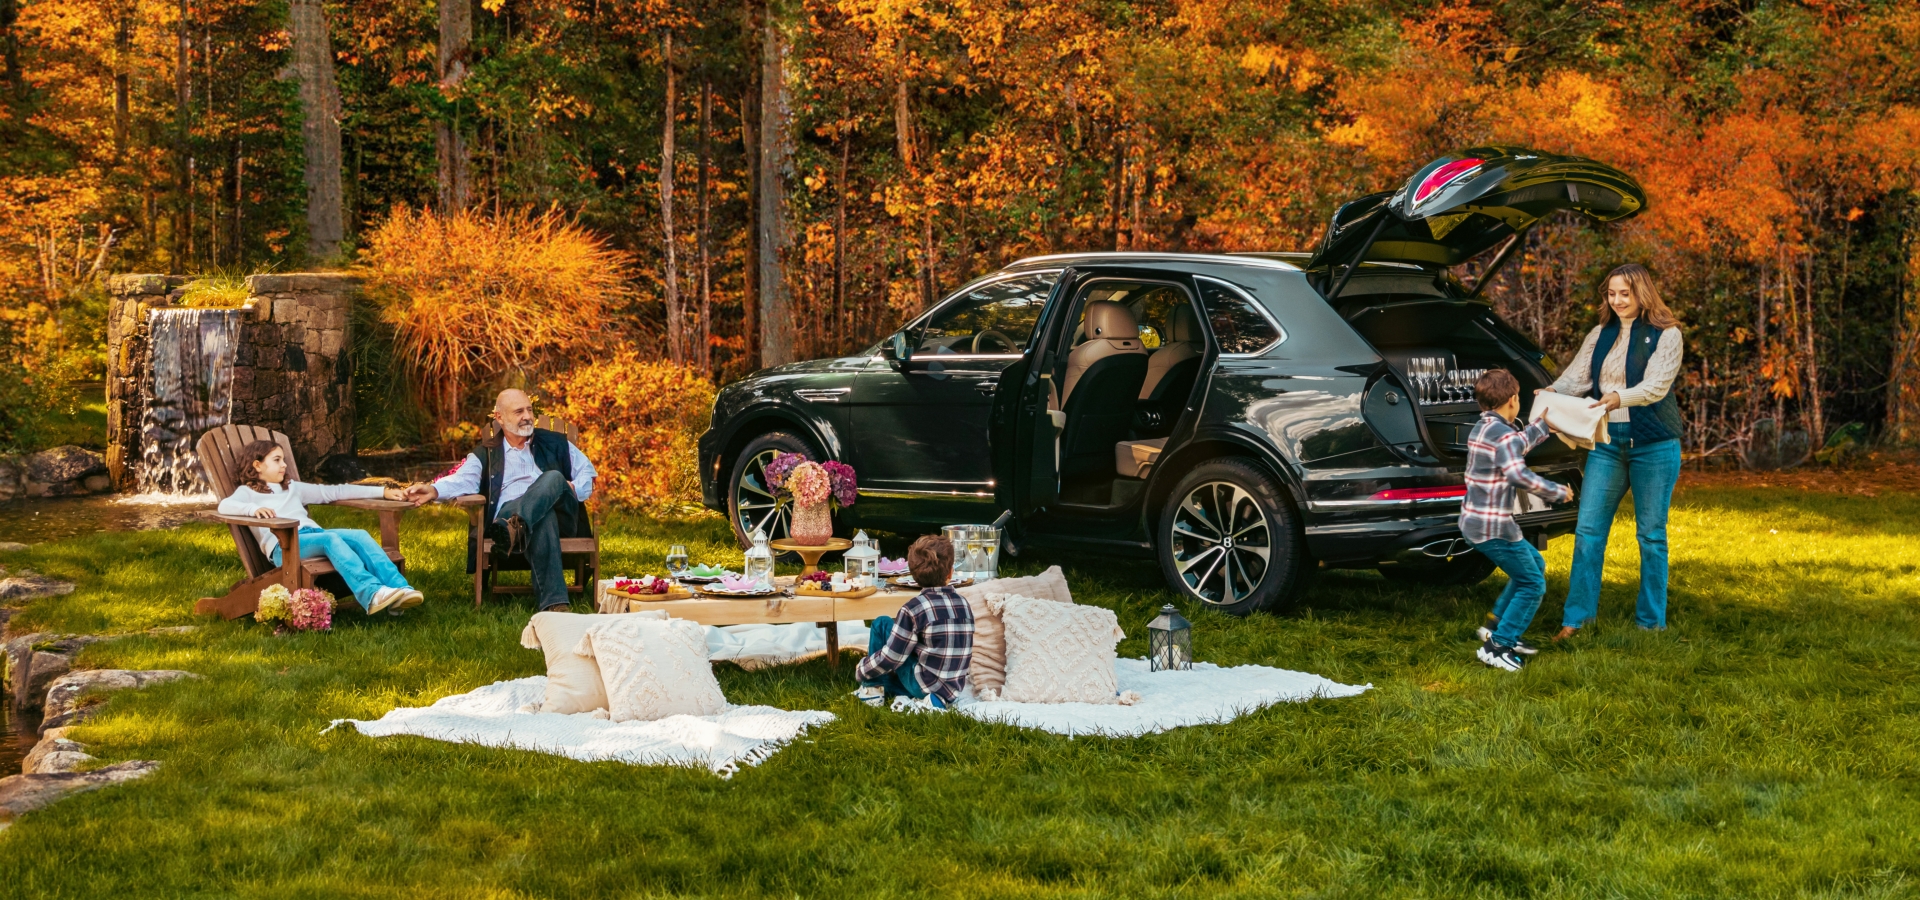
[990,594,1135,705]
[575,617,727,722]
[955,566,1073,696]
[520,610,668,715]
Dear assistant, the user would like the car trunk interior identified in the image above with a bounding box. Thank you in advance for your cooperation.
[1336,289,1575,461]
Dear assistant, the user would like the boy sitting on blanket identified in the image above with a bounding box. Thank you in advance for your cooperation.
[853,534,974,709]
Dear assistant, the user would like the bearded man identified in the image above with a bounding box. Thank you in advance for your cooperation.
[405,389,596,613]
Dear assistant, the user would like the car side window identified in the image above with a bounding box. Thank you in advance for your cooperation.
[916,275,1055,355]
[1199,279,1283,355]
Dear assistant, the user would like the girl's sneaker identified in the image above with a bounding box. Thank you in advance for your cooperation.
[852,685,885,707]
[394,589,425,609]
[368,587,407,614]
[1476,640,1526,672]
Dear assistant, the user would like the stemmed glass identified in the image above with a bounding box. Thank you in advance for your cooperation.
[666,543,689,579]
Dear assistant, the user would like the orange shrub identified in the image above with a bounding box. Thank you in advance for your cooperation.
[544,353,716,513]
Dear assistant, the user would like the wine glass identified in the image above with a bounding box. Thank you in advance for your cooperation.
[666,543,689,578]
[1414,358,1432,405]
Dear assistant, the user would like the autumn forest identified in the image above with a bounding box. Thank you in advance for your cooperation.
[4,0,1920,462]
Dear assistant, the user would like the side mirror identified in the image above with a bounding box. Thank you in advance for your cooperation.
[883,332,914,369]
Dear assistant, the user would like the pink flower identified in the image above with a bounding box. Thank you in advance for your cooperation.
[821,460,858,507]
[287,588,335,632]
[787,461,831,506]
[763,451,810,491]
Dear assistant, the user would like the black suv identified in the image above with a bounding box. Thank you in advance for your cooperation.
[699,147,1645,614]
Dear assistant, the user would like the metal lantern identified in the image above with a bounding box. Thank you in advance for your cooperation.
[1147,604,1192,672]
[844,529,881,587]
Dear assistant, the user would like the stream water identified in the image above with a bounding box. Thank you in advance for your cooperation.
[1,702,43,776]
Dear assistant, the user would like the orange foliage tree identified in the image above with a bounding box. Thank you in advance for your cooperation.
[542,353,716,512]
[357,206,636,444]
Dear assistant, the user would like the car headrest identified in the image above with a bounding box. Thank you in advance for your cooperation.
[1168,304,1200,344]
[1084,301,1139,340]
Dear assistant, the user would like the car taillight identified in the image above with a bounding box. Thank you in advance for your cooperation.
[1370,486,1467,501]
[1414,158,1484,204]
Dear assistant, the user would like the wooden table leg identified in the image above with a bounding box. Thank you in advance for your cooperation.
[821,621,840,671]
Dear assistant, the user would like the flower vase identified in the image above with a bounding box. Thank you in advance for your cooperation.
[790,499,833,546]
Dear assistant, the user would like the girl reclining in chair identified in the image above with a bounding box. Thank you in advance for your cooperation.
[217,440,425,615]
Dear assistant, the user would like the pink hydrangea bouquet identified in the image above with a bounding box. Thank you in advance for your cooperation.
[256,584,335,633]
[763,451,857,510]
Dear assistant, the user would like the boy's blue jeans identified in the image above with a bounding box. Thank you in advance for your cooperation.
[859,616,944,707]
[1474,537,1547,648]
[271,527,412,611]
[1561,424,1682,630]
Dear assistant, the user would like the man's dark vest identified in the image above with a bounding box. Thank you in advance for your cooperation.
[1588,318,1684,447]
[464,427,592,573]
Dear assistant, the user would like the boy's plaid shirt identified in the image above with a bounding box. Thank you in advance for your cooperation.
[1461,412,1570,544]
[852,585,975,702]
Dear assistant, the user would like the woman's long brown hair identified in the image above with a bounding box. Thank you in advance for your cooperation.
[1597,263,1681,330]
[233,440,287,494]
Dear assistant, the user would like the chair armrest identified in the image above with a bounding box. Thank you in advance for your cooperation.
[333,498,413,512]
[217,514,299,529]
[451,494,487,508]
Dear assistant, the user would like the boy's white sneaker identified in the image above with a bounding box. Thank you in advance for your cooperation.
[368,587,406,614]
[852,686,885,707]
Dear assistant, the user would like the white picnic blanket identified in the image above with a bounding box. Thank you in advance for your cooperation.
[1530,391,1611,449]
[324,677,834,777]
[707,621,871,670]
[952,658,1370,736]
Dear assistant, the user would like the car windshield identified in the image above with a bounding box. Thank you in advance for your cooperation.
[914,274,1054,355]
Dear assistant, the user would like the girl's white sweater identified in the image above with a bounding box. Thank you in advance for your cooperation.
[217,481,387,555]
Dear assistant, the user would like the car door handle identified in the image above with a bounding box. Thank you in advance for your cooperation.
[974,381,998,395]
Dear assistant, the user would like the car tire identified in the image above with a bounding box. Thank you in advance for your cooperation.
[1155,457,1308,616]
[1377,554,1497,586]
[726,431,819,548]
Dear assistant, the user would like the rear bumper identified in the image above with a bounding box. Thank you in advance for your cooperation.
[1306,504,1578,568]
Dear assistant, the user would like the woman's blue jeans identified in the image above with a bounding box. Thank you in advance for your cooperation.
[271,527,412,611]
[1562,424,1682,629]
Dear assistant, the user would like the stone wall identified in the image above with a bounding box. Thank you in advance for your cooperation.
[105,273,358,488]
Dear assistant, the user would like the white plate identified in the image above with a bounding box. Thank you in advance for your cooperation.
[699,585,780,598]
[889,575,974,589]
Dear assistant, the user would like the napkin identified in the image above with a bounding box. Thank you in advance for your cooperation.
[877,556,910,575]
[719,574,760,591]
[1529,391,1611,450]
[686,564,730,577]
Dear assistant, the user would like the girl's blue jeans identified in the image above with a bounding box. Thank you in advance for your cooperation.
[1562,424,1682,629]
[271,527,412,611]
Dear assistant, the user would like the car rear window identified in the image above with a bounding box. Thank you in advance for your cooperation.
[1199,279,1282,354]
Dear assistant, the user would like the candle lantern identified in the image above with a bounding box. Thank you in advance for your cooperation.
[844,530,881,587]
[1147,604,1192,672]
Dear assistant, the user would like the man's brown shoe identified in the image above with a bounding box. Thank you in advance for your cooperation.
[502,514,529,557]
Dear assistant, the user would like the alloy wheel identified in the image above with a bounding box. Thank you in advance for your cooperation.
[734,448,791,541]
[1169,480,1272,606]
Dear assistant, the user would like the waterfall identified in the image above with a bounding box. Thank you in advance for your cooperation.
[137,308,244,496]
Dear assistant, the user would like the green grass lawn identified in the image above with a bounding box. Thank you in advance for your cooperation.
[2,484,1918,898]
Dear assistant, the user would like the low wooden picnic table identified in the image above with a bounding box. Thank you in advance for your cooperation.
[598,575,914,671]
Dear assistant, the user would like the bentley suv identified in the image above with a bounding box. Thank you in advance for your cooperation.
[698,147,1646,614]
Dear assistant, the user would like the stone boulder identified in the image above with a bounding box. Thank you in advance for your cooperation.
[0,760,159,822]
[22,729,92,775]
[4,634,102,715]
[0,455,23,502]
[41,669,199,731]
[0,572,76,602]
[26,446,107,486]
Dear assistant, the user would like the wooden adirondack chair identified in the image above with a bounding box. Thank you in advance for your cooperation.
[192,425,414,620]
[454,415,601,609]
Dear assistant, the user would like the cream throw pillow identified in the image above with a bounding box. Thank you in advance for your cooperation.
[575,617,727,722]
[520,610,668,715]
[991,594,1136,705]
[956,566,1072,697]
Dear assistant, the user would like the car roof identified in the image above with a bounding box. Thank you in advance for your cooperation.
[1000,251,1304,273]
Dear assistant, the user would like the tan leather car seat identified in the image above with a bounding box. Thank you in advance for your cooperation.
[1061,301,1146,404]
[1139,304,1202,399]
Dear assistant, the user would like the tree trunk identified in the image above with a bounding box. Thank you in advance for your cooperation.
[436,0,472,212]
[113,8,131,160]
[741,84,759,371]
[288,0,344,260]
[1891,202,1920,444]
[0,0,20,95]
[660,31,683,365]
[698,79,713,376]
[894,63,932,310]
[173,0,189,272]
[834,123,847,325]
[757,6,794,368]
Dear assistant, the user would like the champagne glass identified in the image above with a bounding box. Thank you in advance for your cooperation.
[666,543,689,578]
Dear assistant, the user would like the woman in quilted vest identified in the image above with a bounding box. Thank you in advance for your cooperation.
[1537,264,1685,639]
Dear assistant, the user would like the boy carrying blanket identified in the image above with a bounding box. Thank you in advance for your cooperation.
[1464,369,1574,672]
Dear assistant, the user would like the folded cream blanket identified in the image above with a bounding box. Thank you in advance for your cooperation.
[1530,391,1611,450]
